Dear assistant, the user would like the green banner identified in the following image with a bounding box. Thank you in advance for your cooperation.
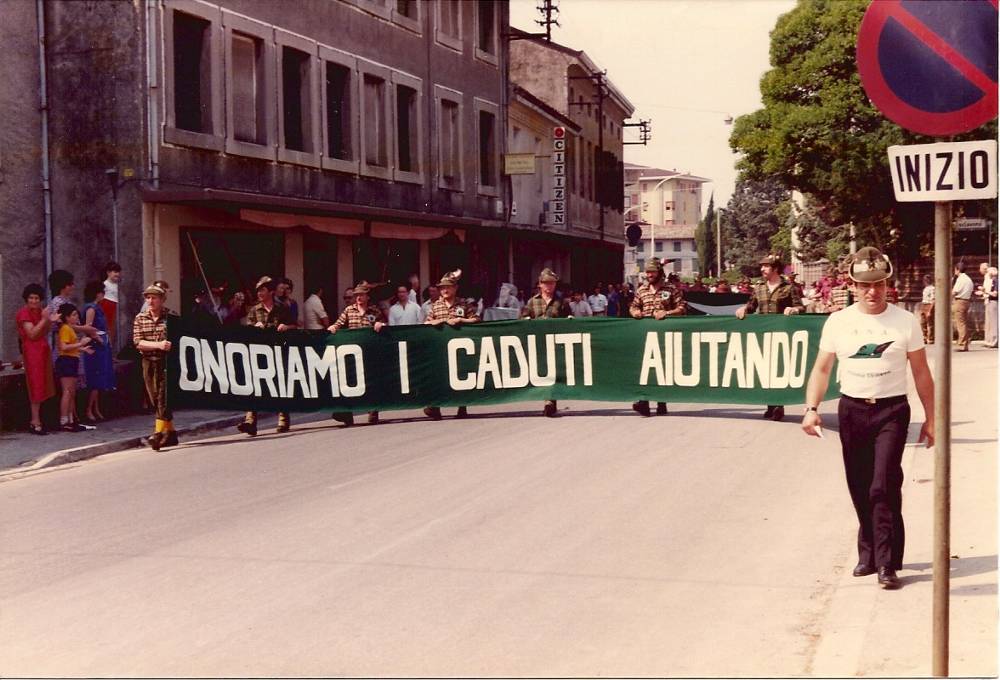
[167,316,837,412]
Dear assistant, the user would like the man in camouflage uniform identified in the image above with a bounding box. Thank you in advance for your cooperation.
[735,253,804,421]
[327,281,386,426]
[521,267,571,417]
[237,276,297,436]
[630,257,686,416]
[424,269,480,420]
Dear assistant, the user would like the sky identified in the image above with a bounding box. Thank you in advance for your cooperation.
[509,0,797,215]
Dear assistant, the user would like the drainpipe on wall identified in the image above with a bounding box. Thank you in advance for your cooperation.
[146,0,160,189]
[146,0,162,282]
[36,0,53,282]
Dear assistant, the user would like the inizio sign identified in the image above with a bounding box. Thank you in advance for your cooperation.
[887,139,997,202]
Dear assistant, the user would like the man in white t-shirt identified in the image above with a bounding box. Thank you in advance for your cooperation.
[802,246,935,590]
[588,286,608,316]
[388,284,425,325]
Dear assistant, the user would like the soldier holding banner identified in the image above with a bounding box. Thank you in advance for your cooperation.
[237,277,296,437]
[630,257,686,416]
[424,270,480,420]
[521,268,571,417]
[328,281,386,426]
[735,253,804,421]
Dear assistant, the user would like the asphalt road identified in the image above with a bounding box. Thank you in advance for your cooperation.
[0,355,995,676]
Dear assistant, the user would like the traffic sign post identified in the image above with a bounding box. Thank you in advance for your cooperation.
[857,1,998,675]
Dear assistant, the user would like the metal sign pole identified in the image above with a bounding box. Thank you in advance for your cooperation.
[932,200,952,677]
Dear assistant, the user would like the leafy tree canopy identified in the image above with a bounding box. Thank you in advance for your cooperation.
[729,0,996,261]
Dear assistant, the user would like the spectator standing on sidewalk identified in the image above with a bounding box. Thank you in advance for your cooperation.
[15,284,57,435]
[133,284,176,450]
[46,269,98,367]
[568,290,593,317]
[919,275,935,344]
[802,246,934,590]
[521,268,570,417]
[421,284,439,319]
[81,281,115,423]
[735,254,804,422]
[952,261,974,351]
[388,284,425,326]
[99,261,122,349]
[55,304,94,432]
[588,285,608,316]
[302,285,330,330]
[980,265,998,348]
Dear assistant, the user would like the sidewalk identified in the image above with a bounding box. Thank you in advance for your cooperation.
[0,409,315,474]
[811,343,998,676]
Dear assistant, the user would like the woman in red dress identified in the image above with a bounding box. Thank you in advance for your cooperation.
[15,283,57,434]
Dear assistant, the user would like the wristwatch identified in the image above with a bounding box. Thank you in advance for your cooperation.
[805,406,818,413]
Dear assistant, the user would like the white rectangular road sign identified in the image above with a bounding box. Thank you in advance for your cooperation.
[888,140,997,202]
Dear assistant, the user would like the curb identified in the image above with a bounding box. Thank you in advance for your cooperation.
[0,414,254,479]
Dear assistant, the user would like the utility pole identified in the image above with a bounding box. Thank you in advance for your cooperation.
[535,0,559,42]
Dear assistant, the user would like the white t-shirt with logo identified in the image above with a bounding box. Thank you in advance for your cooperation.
[819,303,924,399]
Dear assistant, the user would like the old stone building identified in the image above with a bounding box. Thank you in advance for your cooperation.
[1,0,512,360]
[508,28,633,290]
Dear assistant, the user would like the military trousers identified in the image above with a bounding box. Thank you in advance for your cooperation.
[837,395,910,571]
[141,357,172,421]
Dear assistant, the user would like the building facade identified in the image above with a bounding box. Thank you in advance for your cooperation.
[509,30,633,290]
[2,0,513,358]
[623,163,708,281]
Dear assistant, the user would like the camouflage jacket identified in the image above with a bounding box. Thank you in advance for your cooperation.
[745,280,804,315]
[630,282,686,318]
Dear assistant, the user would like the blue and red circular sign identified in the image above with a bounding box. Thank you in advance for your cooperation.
[857,0,998,136]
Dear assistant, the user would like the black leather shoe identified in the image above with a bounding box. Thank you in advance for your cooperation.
[543,401,558,417]
[763,406,775,419]
[148,432,164,451]
[456,406,469,419]
[632,401,651,417]
[331,412,354,426]
[162,430,179,448]
[852,563,876,577]
[877,566,900,589]
[236,421,257,437]
[423,406,442,421]
[656,402,667,416]
[770,406,785,422]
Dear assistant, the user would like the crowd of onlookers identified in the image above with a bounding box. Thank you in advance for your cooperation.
[15,264,121,434]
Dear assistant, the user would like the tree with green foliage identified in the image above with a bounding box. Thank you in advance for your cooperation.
[723,178,790,276]
[729,0,996,264]
[696,193,717,277]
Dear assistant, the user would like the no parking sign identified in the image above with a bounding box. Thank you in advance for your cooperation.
[857,0,997,136]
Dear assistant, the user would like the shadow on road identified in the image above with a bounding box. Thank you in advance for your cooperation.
[900,554,998,588]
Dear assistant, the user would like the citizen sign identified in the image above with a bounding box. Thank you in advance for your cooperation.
[887,139,998,202]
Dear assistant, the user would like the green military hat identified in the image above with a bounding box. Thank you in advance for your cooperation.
[437,269,462,287]
[645,257,664,273]
[848,246,893,283]
[759,253,783,268]
[352,280,374,296]
[538,268,559,283]
[143,283,166,298]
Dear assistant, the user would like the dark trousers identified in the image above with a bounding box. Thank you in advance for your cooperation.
[141,357,172,421]
[837,396,910,570]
